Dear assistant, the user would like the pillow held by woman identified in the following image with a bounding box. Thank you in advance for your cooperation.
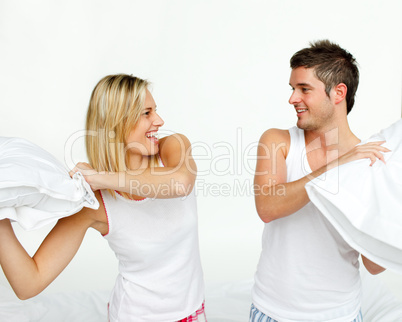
[0,137,99,230]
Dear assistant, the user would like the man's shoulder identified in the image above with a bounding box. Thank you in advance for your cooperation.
[258,128,291,160]
[259,128,291,144]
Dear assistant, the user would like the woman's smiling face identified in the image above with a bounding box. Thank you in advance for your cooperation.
[126,89,164,159]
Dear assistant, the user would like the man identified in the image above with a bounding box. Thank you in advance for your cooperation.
[251,40,388,322]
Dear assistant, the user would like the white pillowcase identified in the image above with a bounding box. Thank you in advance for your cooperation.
[0,137,99,230]
[305,119,402,273]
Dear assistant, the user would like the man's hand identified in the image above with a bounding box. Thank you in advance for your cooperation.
[328,141,390,170]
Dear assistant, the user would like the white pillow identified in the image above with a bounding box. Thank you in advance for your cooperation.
[305,119,402,273]
[0,137,99,230]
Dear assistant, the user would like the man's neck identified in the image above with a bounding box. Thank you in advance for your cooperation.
[303,120,360,171]
[304,120,360,154]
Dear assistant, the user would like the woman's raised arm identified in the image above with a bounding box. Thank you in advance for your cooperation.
[0,193,106,300]
[72,133,197,199]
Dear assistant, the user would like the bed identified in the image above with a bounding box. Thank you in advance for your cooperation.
[1,124,402,321]
[1,267,402,322]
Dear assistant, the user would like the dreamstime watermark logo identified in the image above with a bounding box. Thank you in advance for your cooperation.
[64,127,341,198]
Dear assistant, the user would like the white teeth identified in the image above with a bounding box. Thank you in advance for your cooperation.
[146,132,158,139]
[297,109,307,113]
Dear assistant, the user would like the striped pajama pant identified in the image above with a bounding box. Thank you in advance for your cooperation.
[249,304,363,322]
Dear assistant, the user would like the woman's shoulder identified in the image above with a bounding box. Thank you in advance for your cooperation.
[158,133,191,165]
[159,133,190,149]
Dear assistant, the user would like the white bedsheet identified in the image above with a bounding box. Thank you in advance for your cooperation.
[305,119,402,273]
[1,268,401,321]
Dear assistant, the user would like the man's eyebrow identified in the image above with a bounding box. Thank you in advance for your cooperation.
[289,82,313,87]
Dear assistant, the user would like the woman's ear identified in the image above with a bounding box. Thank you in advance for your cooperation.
[334,83,347,105]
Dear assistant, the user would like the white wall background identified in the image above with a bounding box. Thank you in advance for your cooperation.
[1,0,402,305]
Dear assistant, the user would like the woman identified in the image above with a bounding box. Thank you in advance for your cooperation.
[0,74,206,321]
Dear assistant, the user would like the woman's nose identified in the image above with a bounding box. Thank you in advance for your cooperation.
[153,113,164,127]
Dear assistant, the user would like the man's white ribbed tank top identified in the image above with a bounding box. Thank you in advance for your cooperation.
[252,126,361,322]
[100,185,204,321]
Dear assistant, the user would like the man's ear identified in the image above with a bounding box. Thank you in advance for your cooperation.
[334,83,347,104]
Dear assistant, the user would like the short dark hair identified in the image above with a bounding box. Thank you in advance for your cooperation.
[290,40,359,114]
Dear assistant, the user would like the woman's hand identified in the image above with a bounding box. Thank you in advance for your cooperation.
[69,162,104,191]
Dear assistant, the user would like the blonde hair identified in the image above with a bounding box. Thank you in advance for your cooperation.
[85,74,158,199]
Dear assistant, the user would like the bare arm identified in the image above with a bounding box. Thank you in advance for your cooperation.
[254,129,309,222]
[362,255,386,275]
[0,193,107,299]
[254,129,390,223]
[72,133,197,199]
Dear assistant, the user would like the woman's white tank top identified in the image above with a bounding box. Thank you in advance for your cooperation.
[100,176,204,321]
[252,126,361,322]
